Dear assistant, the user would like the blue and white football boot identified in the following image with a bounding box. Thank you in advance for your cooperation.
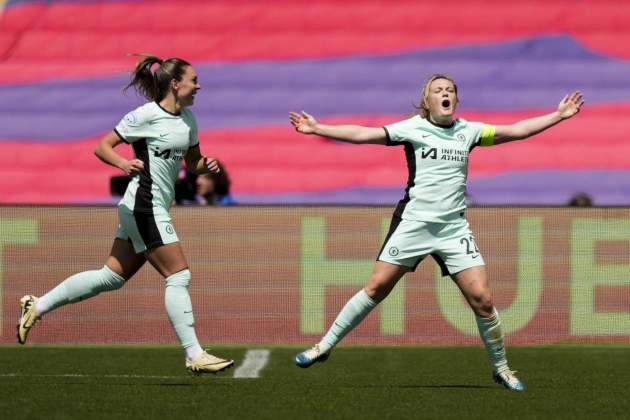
[294,344,330,368]
[493,369,526,391]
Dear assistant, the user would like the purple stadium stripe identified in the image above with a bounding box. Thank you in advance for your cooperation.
[233,170,630,206]
[5,0,146,6]
[233,187,406,206]
[1,34,630,141]
[467,169,630,205]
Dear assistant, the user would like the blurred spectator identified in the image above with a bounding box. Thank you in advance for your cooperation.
[174,169,198,203]
[175,161,235,205]
[568,192,593,207]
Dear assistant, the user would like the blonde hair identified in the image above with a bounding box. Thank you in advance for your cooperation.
[414,74,458,118]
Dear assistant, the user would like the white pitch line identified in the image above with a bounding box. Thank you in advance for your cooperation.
[0,373,185,379]
[233,349,270,378]
[0,349,272,379]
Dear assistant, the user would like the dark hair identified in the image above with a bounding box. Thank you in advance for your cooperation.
[210,162,231,197]
[174,162,232,205]
[568,193,593,207]
[124,54,191,101]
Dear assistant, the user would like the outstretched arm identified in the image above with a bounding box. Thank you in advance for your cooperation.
[289,111,387,144]
[493,91,584,144]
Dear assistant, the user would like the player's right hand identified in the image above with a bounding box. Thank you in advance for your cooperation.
[120,159,144,176]
[289,111,318,134]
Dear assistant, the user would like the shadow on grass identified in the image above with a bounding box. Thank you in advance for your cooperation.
[338,384,494,390]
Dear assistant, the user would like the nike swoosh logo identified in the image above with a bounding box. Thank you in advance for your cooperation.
[159,133,168,137]
[471,255,479,259]
[422,134,430,138]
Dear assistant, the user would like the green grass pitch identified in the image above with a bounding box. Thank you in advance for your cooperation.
[1,344,629,419]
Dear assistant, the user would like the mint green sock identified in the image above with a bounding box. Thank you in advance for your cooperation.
[319,289,377,352]
[475,308,509,373]
[164,269,202,358]
[36,265,125,316]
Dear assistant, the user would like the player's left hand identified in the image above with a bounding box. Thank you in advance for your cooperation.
[202,156,220,173]
[289,111,318,134]
[558,91,584,119]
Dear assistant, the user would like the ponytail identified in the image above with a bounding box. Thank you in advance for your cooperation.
[124,54,192,102]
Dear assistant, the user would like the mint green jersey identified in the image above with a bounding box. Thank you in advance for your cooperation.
[114,102,199,213]
[384,116,495,222]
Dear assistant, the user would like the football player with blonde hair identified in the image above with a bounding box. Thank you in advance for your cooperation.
[290,74,583,391]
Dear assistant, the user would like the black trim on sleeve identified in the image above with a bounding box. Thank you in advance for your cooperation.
[113,128,129,144]
[383,126,395,146]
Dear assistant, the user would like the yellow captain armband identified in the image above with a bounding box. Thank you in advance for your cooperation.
[479,124,495,146]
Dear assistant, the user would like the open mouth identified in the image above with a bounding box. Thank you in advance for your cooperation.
[441,99,451,108]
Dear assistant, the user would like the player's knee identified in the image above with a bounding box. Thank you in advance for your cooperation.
[165,269,191,289]
[100,265,126,291]
[364,275,392,303]
[473,293,494,316]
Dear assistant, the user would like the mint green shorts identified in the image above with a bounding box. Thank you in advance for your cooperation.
[377,216,485,276]
[115,205,179,254]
